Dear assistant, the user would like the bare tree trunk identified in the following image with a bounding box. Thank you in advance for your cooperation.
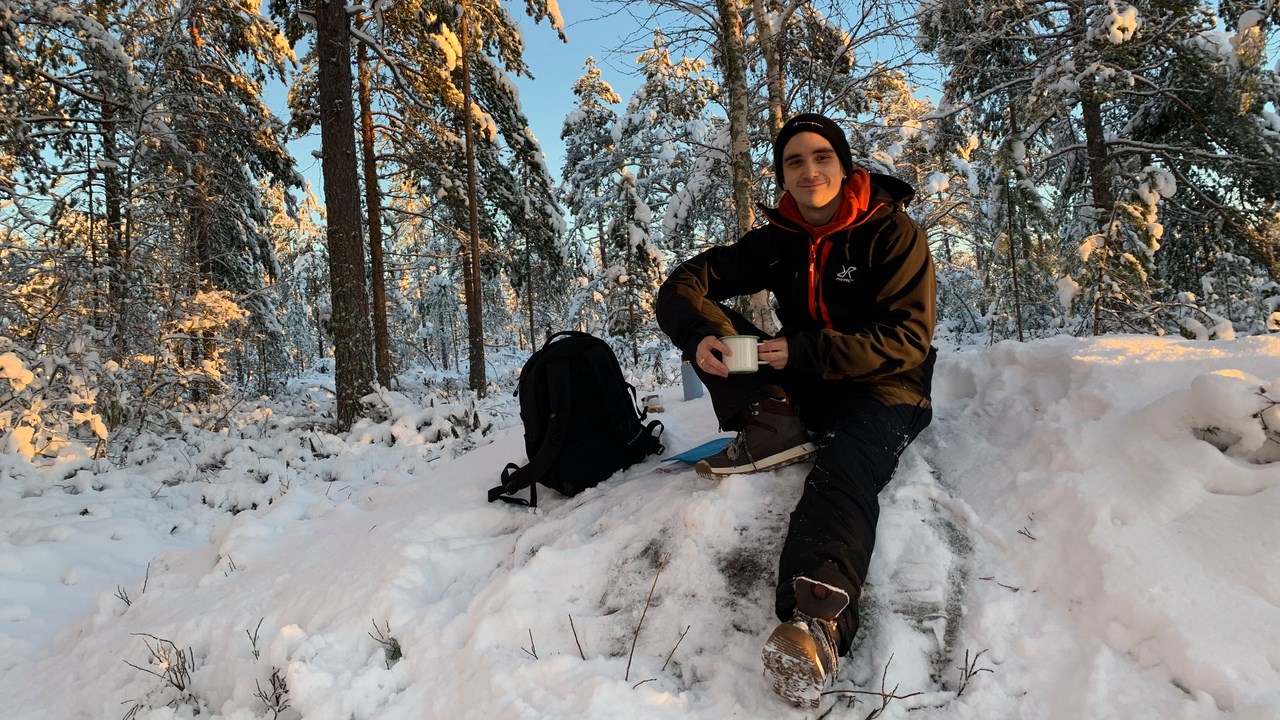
[1007,101,1024,342]
[184,14,219,398]
[315,0,376,428]
[526,246,536,349]
[99,55,127,353]
[1080,88,1113,336]
[715,0,776,332]
[596,190,608,269]
[1066,5,1115,336]
[87,143,101,332]
[714,0,754,239]
[91,3,128,360]
[459,0,487,396]
[188,134,216,399]
[102,115,126,353]
[358,40,392,389]
[752,0,786,140]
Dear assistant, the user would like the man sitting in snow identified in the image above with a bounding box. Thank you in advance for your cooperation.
[655,112,937,707]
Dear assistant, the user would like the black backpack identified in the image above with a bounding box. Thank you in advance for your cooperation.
[488,331,664,507]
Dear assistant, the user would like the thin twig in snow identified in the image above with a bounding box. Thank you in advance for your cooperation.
[569,615,585,661]
[625,564,663,682]
[522,628,538,660]
[660,625,691,673]
[956,648,994,697]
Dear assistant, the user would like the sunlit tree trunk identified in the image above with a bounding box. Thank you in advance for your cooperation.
[714,0,754,240]
[458,0,487,396]
[715,0,776,331]
[189,133,215,394]
[751,0,786,140]
[315,0,375,428]
[358,40,392,389]
[1007,100,1024,342]
[1080,85,1114,336]
[94,2,127,359]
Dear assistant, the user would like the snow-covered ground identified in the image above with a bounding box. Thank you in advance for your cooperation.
[1,335,1278,720]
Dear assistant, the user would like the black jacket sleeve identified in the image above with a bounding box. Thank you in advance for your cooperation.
[655,230,778,357]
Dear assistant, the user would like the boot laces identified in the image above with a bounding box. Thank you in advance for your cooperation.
[725,432,750,462]
[795,611,839,678]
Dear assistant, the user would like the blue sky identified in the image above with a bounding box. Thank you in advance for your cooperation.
[275,4,646,196]
[514,4,645,180]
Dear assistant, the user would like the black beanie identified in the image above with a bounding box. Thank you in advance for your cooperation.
[772,113,854,185]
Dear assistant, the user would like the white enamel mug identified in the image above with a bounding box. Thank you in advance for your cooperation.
[722,335,767,374]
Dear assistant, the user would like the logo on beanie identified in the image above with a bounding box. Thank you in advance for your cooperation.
[789,121,827,132]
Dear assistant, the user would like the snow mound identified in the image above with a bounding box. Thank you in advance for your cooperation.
[3,335,1280,719]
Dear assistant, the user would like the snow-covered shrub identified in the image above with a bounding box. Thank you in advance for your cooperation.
[1188,370,1280,464]
[1196,253,1280,337]
[0,332,124,460]
[121,633,204,718]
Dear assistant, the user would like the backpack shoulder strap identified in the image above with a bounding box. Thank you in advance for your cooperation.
[579,342,647,437]
[487,360,573,508]
[578,344,666,460]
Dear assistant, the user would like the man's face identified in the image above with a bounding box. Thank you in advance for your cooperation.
[781,131,844,221]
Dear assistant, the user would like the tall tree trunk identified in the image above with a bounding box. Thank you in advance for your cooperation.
[715,0,775,332]
[188,134,216,399]
[1007,100,1024,342]
[458,1,487,396]
[1068,4,1115,336]
[714,0,754,239]
[86,142,101,332]
[101,107,126,356]
[1080,87,1113,336]
[596,189,608,269]
[526,266,536,350]
[625,201,640,365]
[187,16,216,397]
[95,0,128,359]
[315,0,375,429]
[752,0,786,141]
[358,40,392,389]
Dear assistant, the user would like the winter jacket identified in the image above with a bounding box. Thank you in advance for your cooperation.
[656,170,937,410]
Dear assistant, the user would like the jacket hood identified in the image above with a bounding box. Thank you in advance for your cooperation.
[759,171,917,231]
[868,172,916,208]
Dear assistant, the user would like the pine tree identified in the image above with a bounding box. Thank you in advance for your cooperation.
[312,0,376,427]
[138,0,299,394]
[604,30,725,358]
[0,0,147,351]
[561,57,625,289]
[357,36,394,389]
[919,0,1280,337]
[320,0,566,390]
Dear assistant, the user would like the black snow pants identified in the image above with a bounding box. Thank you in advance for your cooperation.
[685,304,932,654]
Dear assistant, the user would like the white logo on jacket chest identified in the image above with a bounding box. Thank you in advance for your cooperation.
[836,264,857,283]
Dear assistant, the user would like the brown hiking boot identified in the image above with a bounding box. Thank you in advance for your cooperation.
[694,398,816,478]
[761,612,840,708]
[762,576,850,708]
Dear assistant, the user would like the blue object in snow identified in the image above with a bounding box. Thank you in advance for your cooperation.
[664,436,733,464]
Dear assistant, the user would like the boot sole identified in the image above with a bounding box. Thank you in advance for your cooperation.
[762,623,824,708]
[693,443,816,478]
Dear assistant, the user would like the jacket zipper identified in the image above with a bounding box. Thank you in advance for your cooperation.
[808,241,820,321]
[806,202,885,328]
